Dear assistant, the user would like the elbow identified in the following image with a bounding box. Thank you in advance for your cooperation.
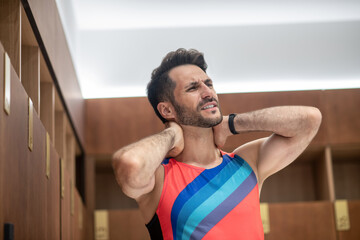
[302,107,322,138]
[308,107,322,130]
[112,150,144,189]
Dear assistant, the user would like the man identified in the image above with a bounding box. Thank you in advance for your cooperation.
[112,48,322,240]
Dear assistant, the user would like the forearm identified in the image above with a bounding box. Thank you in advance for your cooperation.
[233,106,321,138]
[112,128,175,190]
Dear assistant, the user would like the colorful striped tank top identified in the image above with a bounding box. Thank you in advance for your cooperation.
[146,152,264,240]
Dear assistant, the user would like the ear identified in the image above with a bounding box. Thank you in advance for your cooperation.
[157,102,176,121]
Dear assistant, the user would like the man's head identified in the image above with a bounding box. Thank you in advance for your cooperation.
[147,48,222,127]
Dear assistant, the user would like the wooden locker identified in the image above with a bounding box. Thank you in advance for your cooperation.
[0,0,21,77]
[61,169,71,240]
[260,146,334,203]
[21,45,40,113]
[94,209,150,240]
[0,41,5,240]
[25,102,47,239]
[47,141,61,240]
[264,202,336,240]
[337,200,360,240]
[323,89,360,145]
[73,189,85,240]
[1,47,30,239]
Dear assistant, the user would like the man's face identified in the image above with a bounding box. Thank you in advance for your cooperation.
[168,64,222,128]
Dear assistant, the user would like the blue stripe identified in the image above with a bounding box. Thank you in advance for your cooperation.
[180,158,253,240]
[171,155,231,239]
[171,155,251,239]
[190,171,257,240]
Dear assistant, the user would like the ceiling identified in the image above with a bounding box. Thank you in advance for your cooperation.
[55,0,360,98]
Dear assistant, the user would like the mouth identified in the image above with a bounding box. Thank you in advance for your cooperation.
[200,101,218,111]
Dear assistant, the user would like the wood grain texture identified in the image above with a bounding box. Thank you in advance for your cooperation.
[84,156,95,240]
[0,52,48,239]
[55,110,66,159]
[96,165,138,209]
[323,89,360,144]
[108,209,150,240]
[265,201,336,240]
[0,41,5,240]
[21,45,40,113]
[315,146,336,201]
[66,133,75,184]
[332,146,360,200]
[25,98,47,239]
[337,200,360,240]
[85,97,163,155]
[260,156,318,202]
[260,146,330,203]
[47,142,60,240]
[21,5,37,47]
[61,170,71,240]
[1,54,29,239]
[26,0,85,145]
[0,0,21,77]
[73,189,85,240]
[40,81,55,142]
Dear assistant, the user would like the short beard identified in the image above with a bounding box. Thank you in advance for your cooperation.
[172,98,223,128]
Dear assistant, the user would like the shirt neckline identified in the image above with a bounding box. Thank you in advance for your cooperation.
[170,150,229,171]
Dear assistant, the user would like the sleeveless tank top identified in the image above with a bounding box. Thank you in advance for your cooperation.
[146,152,264,240]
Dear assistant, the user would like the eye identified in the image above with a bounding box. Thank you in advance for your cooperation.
[205,81,213,88]
[187,85,198,92]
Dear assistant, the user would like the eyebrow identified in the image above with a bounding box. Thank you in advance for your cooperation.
[185,81,200,89]
[185,79,213,89]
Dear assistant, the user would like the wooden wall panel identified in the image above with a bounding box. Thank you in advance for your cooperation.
[265,202,336,240]
[55,110,66,158]
[315,146,335,201]
[85,97,163,155]
[25,110,47,239]
[332,145,360,200]
[260,148,323,203]
[337,200,360,240]
[0,45,50,239]
[323,89,360,145]
[0,0,21,77]
[40,82,55,141]
[0,41,5,240]
[84,156,95,240]
[26,0,85,145]
[21,45,40,113]
[1,57,29,239]
[47,143,60,240]
[66,133,76,184]
[61,170,71,240]
[108,209,150,240]
[73,190,85,240]
[96,166,137,209]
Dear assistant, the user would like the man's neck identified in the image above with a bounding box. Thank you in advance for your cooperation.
[174,125,222,169]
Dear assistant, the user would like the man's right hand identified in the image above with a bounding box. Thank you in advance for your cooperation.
[165,121,184,158]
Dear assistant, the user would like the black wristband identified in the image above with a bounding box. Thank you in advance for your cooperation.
[228,114,238,135]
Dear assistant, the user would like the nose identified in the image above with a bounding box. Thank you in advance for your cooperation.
[200,82,213,99]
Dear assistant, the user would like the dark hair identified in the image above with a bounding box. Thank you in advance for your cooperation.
[147,48,208,123]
